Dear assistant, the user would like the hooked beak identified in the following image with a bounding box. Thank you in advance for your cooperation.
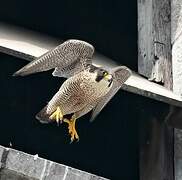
[104,74,112,81]
[104,74,113,87]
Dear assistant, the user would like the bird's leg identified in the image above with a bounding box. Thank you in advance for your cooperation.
[49,107,63,125]
[63,114,79,142]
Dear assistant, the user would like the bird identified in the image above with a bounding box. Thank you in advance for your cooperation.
[13,39,132,142]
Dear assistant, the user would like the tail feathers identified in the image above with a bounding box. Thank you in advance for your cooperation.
[36,105,52,124]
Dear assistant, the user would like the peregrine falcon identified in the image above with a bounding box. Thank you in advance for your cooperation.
[14,39,132,142]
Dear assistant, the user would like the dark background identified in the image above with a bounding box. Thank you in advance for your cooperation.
[0,0,169,179]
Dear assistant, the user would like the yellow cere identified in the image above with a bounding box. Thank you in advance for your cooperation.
[104,71,108,77]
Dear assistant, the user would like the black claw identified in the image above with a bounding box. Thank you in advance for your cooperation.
[56,121,60,126]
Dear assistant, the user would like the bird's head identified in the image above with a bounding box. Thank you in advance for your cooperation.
[92,68,113,87]
[89,65,113,86]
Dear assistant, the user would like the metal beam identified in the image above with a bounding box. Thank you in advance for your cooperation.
[0,23,182,109]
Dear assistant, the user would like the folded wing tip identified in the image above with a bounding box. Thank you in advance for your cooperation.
[89,116,96,123]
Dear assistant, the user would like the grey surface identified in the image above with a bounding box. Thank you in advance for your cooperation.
[43,161,66,180]
[171,0,182,44]
[0,145,109,180]
[6,149,46,179]
[175,130,182,180]
[65,167,91,180]
[0,169,36,180]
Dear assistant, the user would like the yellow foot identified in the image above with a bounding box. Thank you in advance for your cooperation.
[63,118,79,142]
[49,107,63,125]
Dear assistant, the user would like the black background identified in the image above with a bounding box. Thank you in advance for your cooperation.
[0,0,169,179]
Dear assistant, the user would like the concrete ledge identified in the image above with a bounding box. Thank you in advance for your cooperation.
[0,145,109,180]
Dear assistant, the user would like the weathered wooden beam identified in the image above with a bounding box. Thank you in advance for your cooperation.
[138,0,171,89]
[138,0,173,180]
[171,1,182,179]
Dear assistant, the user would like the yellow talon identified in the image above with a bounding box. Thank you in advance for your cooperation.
[63,117,79,142]
[49,107,63,125]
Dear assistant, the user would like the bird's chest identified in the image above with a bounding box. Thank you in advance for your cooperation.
[79,76,110,100]
[56,72,111,114]
[62,71,110,104]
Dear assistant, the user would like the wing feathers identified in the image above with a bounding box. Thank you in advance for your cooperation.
[90,66,132,122]
[13,40,94,77]
[13,47,61,76]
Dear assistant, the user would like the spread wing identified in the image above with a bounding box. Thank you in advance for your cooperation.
[90,66,132,122]
[13,39,94,77]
